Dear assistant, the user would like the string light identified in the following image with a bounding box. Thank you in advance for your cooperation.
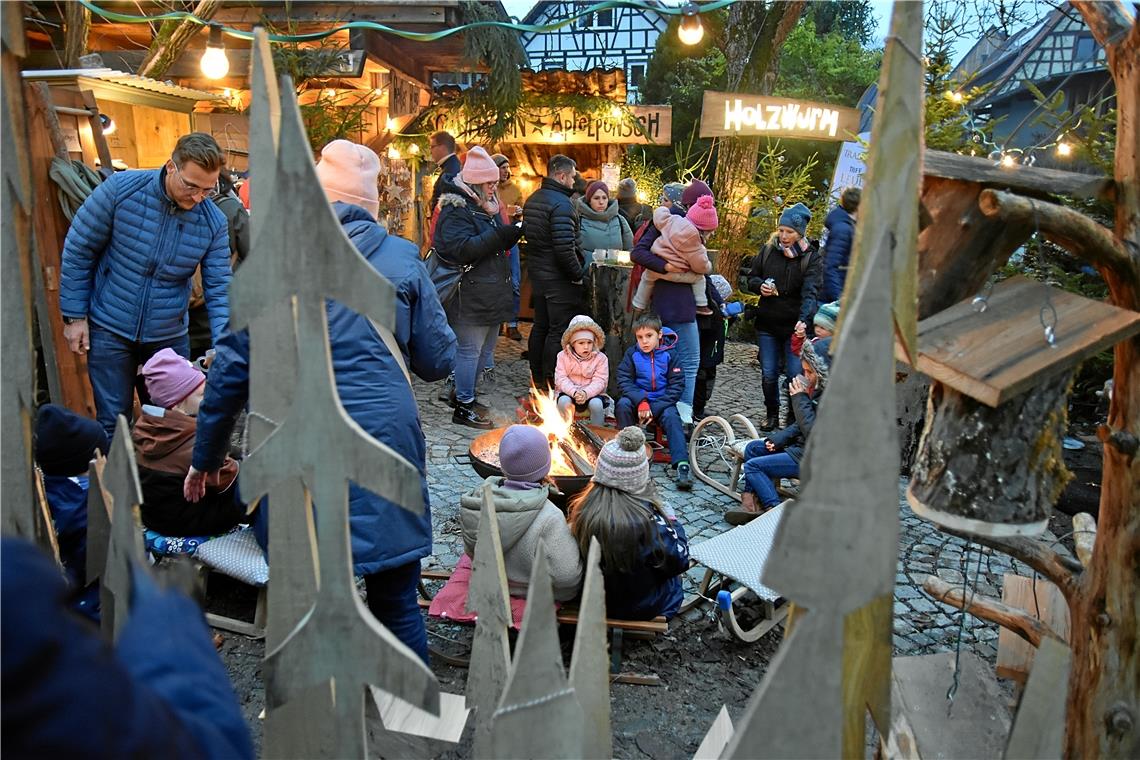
[387,146,401,160]
[199,24,229,79]
[946,91,964,103]
[408,143,419,155]
[678,2,704,46]
[1056,141,1072,157]
[385,117,397,132]
[1000,153,1016,168]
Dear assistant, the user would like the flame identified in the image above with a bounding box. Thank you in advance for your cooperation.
[528,386,594,476]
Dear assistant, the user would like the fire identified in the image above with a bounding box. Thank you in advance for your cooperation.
[527,385,594,476]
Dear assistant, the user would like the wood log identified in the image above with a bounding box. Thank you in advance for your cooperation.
[895,361,929,475]
[559,441,594,477]
[572,421,607,454]
[909,372,1075,538]
[924,150,1114,202]
[922,576,1064,647]
[137,1,221,80]
[1072,512,1096,568]
[585,262,632,397]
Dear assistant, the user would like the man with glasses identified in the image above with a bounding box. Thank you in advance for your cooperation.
[428,130,461,210]
[59,132,232,438]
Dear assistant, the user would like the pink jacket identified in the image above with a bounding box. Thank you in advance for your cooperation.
[650,206,711,274]
[554,349,609,399]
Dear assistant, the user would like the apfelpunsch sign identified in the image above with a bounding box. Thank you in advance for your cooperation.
[434,106,672,145]
[699,91,860,141]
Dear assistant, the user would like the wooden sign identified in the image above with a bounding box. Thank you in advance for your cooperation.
[432,105,672,145]
[699,91,860,141]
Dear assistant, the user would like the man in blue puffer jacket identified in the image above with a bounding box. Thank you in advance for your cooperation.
[59,133,232,439]
[185,141,456,663]
[820,187,860,303]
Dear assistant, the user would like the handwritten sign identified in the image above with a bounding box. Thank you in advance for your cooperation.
[433,106,671,145]
[828,131,871,206]
[699,92,860,141]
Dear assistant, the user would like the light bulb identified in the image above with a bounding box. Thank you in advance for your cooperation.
[385,117,397,132]
[1056,142,1072,157]
[409,143,420,155]
[946,91,964,103]
[678,4,704,46]
[609,105,622,119]
[1000,153,1016,168]
[199,25,229,80]
[387,146,401,160]
[636,191,646,202]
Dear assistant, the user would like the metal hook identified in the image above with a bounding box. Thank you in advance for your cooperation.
[972,278,994,313]
[1041,302,1058,346]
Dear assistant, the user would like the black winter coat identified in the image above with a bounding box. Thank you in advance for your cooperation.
[747,239,822,336]
[523,177,583,283]
[434,176,524,325]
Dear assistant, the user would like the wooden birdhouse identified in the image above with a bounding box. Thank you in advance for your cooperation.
[899,275,1140,537]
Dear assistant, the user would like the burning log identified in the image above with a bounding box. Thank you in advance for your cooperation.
[571,422,607,455]
[559,441,595,477]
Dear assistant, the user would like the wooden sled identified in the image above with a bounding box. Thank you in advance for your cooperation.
[687,502,790,642]
[688,414,761,502]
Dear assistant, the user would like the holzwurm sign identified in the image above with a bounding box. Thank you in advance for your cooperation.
[699,91,860,141]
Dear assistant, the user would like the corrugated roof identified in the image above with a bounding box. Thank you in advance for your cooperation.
[22,68,221,101]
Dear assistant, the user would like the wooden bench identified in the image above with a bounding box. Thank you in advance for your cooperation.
[419,568,668,685]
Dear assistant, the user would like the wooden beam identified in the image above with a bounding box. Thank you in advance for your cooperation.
[210,3,454,26]
[923,576,1065,647]
[924,149,1115,202]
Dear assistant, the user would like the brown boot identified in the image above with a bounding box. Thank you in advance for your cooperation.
[725,491,763,525]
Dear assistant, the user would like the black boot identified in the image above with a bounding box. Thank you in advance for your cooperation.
[449,390,489,414]
[760,412,779,432]
[453,400,493,429]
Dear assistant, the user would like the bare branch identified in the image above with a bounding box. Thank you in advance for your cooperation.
[1070,1,1136,47]
[978,189,1138,286]
[137,0,221,80]
[943,528,1083,602]
[923,576,1066,646]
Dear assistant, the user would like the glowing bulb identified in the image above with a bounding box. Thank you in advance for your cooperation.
[199,25,229,80]
[99,113,116,136]
[385,117,397,132]
[324,88,336,99]
[742,195,751,205]
[609,105,622,119]
[946,91,964,103]
[636,191,646,202]
[408,143,420,155]
[1056,142,1072,157]
[1000,153,1016,168]
[678,3,704,46]
[387,146,401,160]
[551,131,565,142]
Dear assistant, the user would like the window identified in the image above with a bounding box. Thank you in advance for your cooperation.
[1074,35,1096,60]
[629,64,645,88]
[577,8,614,28]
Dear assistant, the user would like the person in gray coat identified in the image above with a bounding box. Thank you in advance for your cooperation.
[576,181,633,261]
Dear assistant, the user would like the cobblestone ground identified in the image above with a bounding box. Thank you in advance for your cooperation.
[419,325,1063,659]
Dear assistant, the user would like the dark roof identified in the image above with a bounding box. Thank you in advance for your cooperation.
[520,0,668,31]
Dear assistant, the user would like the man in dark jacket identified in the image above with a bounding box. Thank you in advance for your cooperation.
[616,177,651,232]
[1,537,253,758]
[820,187,860,303]
[429,131,462,210]
[59,132,232,439]
[523,154,584,387]
[186,142,456,663]
[190,172,250,359]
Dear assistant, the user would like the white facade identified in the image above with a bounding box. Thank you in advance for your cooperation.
[519,1,667,102]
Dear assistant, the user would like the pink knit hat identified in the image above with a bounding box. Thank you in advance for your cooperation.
[461,146,501,185]
[686,194,719,231]
[142,348,205,408]
[315,140,380,218]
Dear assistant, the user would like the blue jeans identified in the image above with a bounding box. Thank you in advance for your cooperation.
[757,331,799,418]
[87,321,190,439]
[508,244,521,327]
[663,319,699,424]
[741,441,798,508]
[616,397,688,466]
[364,561,429,665]
[454,322,499,404]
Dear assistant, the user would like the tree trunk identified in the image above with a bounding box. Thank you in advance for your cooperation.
[712,1,805,282]
[1064,4,1140,757]
[137,1,221,80]
[63,2,90,68]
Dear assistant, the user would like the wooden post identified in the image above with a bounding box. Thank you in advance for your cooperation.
[98,416,148,640]
[586,262,633,396]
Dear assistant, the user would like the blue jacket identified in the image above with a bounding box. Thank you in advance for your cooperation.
[194,203,456,575]
[821,206,855,303]
[602,505,689,621]
[60,168,231,343]
[42,475,99,620]
[1,537,252,759]
[616,327,683,415]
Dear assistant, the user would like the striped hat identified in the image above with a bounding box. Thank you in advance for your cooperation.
[592,427,649,494]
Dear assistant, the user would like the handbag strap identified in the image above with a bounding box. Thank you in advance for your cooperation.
[368,318,413,388]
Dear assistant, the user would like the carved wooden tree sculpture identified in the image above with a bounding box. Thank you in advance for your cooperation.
[229,34,439,758]
[713,4,922,757]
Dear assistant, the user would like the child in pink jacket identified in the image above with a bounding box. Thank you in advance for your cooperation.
[631,195,719,314]
[555,315,610,425]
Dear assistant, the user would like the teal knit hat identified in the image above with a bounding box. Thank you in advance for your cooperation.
[778,202,811,236]
[814,301,840,333]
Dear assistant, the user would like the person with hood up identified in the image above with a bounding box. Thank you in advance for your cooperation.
[554,314,609,426]
[631,194,719,314]
[747,201,822,432]
[134,348,243,537]
[185,140,455,665]
[616,177,651,233]
[726,338,830,525]
[33,404,109,620]
[615,312,692,490]
[569,426,689,620]
[820,187,860,303]
[459,424,583,601]
[576,181,633,262]
[434,146,525,429]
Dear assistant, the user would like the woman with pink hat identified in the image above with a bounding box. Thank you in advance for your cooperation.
[433,146,525,429]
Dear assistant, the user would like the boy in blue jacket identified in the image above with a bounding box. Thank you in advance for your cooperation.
[615,312,693,490]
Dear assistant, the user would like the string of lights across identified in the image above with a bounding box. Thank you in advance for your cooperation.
[75,0,730,44]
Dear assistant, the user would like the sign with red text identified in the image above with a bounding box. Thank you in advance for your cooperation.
[699,91,861,141]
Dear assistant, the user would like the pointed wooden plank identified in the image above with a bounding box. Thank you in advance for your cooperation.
[101,415,147,640]
[467,483,513,743]
[247,26,280,245]
[486,543,584,759]
[568,537,611,760]
[695,706,734,760]
[1004,638,1070,759]
[729,4,924,757]
[367,687,470,750]
[996,574,1071,683]
[85,454,110,590]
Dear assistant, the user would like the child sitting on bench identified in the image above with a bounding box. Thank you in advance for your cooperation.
[134,349,244,538]
[554,315,609,426]
[726,338,831,525]
[569,427,689,620]
[459,425,583,601]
